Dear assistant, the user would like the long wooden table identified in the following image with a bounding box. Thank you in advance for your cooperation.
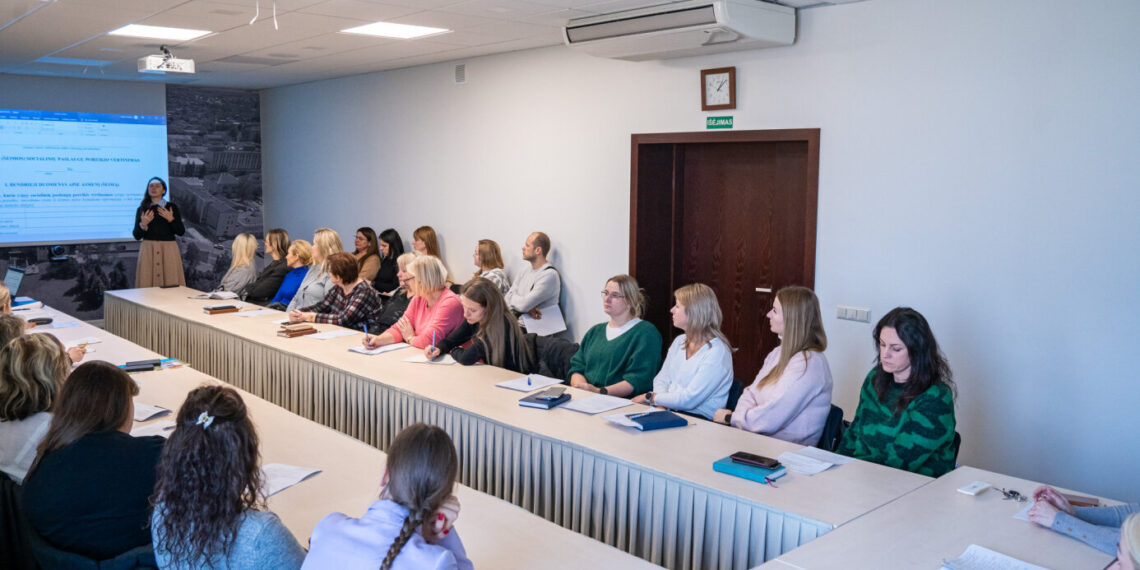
[754,466,1117,570]
[34,305,659,569]
[106,287,931,569]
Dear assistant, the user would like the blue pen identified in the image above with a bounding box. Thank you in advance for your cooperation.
[526,375,532,386]
[361,323,369,343]
[431,331,436,349]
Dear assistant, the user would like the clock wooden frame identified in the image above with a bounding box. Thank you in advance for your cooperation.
[700,66,736,111]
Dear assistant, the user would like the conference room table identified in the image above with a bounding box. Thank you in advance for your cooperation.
[31,304,659,569]
[106,286,931,569]
[753,466,1118,569]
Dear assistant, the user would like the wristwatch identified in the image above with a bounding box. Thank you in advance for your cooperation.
[599,386,608,395]
[646,392,655,406]
[724,412,733,425]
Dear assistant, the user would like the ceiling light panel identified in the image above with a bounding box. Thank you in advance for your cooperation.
[109,24,211,41]
[340,22,451,39]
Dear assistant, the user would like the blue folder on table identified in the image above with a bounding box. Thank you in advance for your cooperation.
[712,456,787,485]
[519,392,570,410]
[629,410,688,431]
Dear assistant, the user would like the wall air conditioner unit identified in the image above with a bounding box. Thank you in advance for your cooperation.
[564,0,795,61]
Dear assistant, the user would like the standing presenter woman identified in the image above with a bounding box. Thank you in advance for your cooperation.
[133,177,186,287]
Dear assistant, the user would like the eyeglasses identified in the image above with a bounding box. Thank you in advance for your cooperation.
[600,291,625,300]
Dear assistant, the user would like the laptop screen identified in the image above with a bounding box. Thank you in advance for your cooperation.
[3,267,24,296]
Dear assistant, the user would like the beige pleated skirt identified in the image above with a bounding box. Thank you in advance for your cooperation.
[135,240,186,288]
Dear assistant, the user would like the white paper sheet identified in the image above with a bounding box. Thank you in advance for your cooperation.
[130,419,176,438]
[193,291,239,300]
[518,303,567,336]
[261,463,322,497]
[1013,501,1033,521]
[776,451,834,475]
[495,374,564,392]
[603,408,662,428]
[562,394,633,415]
[51,321,81,329]
[17,310,50,321]
[235,308,278,318]
[133,402,170,422]
[795,446,854,465]
[309,329,360,340]
[941,544,1048,570]
[65,336,103,347]
[271,318,289,325]
[402,353,457,365]
[349,343,411,355]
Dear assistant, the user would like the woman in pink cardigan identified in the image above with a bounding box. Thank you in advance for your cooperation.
[713,286,833,446]
[362,255,463,349]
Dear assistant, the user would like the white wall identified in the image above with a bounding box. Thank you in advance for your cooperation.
[262,0,1140,501]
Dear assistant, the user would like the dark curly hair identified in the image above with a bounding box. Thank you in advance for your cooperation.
[381,423,458,570]
[871,307,954,413]
[151,385,263,565]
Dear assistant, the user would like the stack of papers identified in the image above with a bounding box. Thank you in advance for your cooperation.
[603,408,663,428]
[193,291,239,300]
[131,419,176,438]
[495,374,564,392]
[262,463,322,496]
[235,308,278,318]
[776,446,853,475]
[349,343,410,355]
[562,394,632,415]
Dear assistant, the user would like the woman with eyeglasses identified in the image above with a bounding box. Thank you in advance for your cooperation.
[568,274,662,398]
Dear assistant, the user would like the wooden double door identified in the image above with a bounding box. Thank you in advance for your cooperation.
[630,129,820,384]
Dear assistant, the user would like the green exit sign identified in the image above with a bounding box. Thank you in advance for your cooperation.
[706,116,733,129]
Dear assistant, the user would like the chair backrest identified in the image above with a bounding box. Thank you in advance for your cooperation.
[533,334,579,381]
[25,516,157,570]
[725,377,745,411]
[952,431,963,463]
[0,473,37,570]
[816,404,846,452]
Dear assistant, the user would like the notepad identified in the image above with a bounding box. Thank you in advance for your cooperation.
[604,409,688,431]
[776,446,851,475]
[51,321,81,329]
[562,394,632,415]
[403,353,457,365]
[518,303,567,336]
[349,343,410,355]
[712,456,786,485]
[235,308,277,318]
[262,463,322,497]
[495,374,563,392]
[941,544,1047,570]
[193,291,239,300]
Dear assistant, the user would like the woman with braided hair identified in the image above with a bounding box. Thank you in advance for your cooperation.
[303,423,471,570]
[151,385,305,569]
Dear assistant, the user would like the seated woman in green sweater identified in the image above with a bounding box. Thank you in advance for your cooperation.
[837,307,957,477]
[568,274,662,397]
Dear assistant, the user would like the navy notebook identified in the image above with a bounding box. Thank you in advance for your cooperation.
[629,410,689,431]
[712,456,787,485]
[519,392,571,410]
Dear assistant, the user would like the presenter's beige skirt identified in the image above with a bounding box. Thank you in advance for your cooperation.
[136,240,186,288]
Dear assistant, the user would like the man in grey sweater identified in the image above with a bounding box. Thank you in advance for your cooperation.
[504,232,561,331]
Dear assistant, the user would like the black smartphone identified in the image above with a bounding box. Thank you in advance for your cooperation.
[730,451,780,469]
[536,387,566,400]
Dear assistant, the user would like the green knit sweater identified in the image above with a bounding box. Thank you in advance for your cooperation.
[568,320,662,396]
[837,369,957,477]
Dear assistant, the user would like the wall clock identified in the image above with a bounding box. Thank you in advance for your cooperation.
[701,66,736,111]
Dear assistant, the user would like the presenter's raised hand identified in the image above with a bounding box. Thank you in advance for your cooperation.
[155,206,174,222]
[139,209,155,229]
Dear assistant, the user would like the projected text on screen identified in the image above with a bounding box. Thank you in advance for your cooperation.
[0,108,169,246]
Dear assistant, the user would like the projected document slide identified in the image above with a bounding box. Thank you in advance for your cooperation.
[0,108,169,246]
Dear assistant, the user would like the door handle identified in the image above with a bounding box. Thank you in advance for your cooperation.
[755,287,772,293]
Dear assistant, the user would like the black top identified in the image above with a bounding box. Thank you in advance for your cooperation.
[374,289,411,332]
[132,202,186,241]
[22,430,165,560]
[440,316,533,373]
[243,258,290,304]
[372,256,399,294]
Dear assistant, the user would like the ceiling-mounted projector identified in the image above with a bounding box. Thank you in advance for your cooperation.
[138,45,195,74]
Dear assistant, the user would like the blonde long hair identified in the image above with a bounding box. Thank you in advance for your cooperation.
[754,286,827,390]
[229,234,257,269]
[674,283,731,352]
[312,228,345,274]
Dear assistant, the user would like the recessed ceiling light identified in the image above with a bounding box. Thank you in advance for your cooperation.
[340,22,450,39]
[108,24,211,41]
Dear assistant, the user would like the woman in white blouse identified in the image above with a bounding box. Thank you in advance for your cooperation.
[632,283,732,420]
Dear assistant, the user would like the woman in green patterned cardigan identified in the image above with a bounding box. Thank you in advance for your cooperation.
[837,307,958,477]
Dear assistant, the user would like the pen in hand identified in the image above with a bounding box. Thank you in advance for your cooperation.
[361,323,370,344]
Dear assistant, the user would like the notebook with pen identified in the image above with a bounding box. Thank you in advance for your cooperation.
[712,456,787,485]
